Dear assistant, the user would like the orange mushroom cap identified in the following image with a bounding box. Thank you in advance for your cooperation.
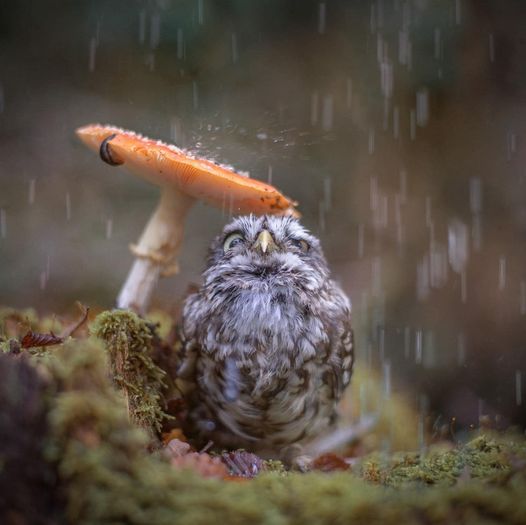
[76,124,299,217]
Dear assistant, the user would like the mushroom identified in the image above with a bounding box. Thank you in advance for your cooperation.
[76,124,298,314]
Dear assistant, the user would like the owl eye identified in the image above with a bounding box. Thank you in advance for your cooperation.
[290,238,309,253]
[223,232,245,252]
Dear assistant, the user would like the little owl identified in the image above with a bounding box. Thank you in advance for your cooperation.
[178,215,353,458]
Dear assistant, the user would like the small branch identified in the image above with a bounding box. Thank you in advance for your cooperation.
[60,303,90,339]
[20,303,90,350]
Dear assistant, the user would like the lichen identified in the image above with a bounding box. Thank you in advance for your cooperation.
[90,310,170,435]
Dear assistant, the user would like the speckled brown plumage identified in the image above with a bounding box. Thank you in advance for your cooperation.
[178,215,353,458]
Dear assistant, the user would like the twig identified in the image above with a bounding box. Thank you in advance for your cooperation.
[20,303,90,349]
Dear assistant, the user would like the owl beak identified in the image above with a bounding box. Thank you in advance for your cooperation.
[254,230,277,254]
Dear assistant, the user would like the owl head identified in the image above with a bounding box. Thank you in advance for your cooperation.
[203,215,330,296]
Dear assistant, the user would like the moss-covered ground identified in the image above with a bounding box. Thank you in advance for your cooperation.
[1,307,525,525]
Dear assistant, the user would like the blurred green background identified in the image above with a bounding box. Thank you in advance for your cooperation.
[0,0,525,431]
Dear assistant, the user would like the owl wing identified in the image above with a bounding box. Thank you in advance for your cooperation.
[322,292,354,403]
[176,292,202,382]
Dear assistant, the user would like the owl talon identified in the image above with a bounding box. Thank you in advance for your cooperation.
[280,443,312,471]
[291,454,314,472]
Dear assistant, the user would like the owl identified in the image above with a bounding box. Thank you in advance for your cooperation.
[178,215,354,459]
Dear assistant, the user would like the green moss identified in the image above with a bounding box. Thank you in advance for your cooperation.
[0,307,39,337]
[357,434,521,487]
[39,335,526,525]
[2,307,526,524]
[90,310,169,435]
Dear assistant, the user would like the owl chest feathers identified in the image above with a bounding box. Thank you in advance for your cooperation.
[188,294,341,445]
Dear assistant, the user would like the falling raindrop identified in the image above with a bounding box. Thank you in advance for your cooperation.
[417,255,430,301]
[409,109,416,140]
[376,33,384,64]
[425,196,432,228]
[346,77,352,109]
[407,40,413,70]
[40,270,47,291]
[516,371,523,406]
[398,30,410,65]
[379,327,385,362]
[488,33,495,63]
[321,95,333,131]
[423,331,436,368]
[416,88,429,127]
[370,175,378,211]
[399,169,407,204]
[506,131,516,161]
[65,192,71,221]
[372,193,388,230]
[395,194,404,247]
[460,269,467,303]
[177,28,184,59]
[139,10,146,44]
[197,0,204,25]
[448,219,469,273]
[318,2,326,35]
[469,177,482,213]
[401,1,409,27]
[359,382,368,421]
[310,91,319,126]
[415,329,423,364]
[368,128,375,154]
[46,254,51,282]
[170,116,184,145]
[323,177,332,212]
[520,281,526,315]
[457,333,466,365]
[380,60,393,99]
[471,214,482,252]
[434,28,441,60]
[357,223,364,258]
[106,218,113,240]
[28,178,36,205]
[145,52,155,72]
[498,256,506,291]
[393,106,400,139]
[478,399,484,420]
[383,360,391,398]
[404,327,411,359]
[231,33,238,63]
[88,37,97,72]
[374,0,383,29]
[0,208,6,238]
[418,394,428,453]
[371,256,382,297]
[455,0,462,24]
[430,241,448,288]
[150,12,161,49]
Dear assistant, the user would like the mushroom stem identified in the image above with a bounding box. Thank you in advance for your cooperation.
[117,187,195,314]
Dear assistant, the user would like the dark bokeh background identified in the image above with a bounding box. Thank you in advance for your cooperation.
[0,0,525,432]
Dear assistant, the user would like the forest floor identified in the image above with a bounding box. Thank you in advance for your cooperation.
[1,306,525,525]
